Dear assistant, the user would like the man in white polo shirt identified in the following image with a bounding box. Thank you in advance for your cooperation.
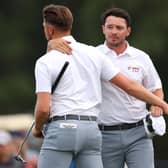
[97,7,164,168]
[32,4,168,168]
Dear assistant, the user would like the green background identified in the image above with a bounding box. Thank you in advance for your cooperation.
[0,0,167,160]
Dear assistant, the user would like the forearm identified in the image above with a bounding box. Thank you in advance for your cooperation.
[126,81,166,109]
[152,88,164,99]
[111,73,167,110]
[34,105,49,131]
[34,92,50,131]
[149,88,164,116]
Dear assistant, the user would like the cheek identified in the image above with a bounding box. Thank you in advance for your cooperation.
[103,28,111,36]
[119,31,129,38]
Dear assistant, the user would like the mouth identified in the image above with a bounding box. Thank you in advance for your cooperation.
[111,37,118,42]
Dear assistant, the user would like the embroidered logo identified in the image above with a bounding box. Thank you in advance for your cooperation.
[128,66,139,72]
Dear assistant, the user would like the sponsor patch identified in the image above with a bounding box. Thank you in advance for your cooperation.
[60,123,77,129]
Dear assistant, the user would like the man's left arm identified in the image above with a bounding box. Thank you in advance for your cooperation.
[32,92,50,138]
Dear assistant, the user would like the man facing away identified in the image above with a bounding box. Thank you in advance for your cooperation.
[32,4,168,168]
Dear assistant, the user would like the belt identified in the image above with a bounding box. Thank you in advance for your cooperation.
[48,114,97,123]
[98,120,144,131]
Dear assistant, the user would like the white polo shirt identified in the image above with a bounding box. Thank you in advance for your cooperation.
[97,42,162,125]
[35,36,119,118]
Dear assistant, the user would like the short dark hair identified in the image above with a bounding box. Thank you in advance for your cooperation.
[100,7,131,27]
[43,4,73,31]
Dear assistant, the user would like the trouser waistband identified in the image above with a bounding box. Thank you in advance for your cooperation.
[99,120,144,131]
[48,114,97,123]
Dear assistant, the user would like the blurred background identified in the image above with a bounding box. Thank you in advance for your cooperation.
[0,0,168,167]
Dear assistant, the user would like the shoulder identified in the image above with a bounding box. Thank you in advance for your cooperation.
[36,51,51,63]
[72,41,102,55]
[96,44,104,49]
[96,44,105,51]
[36,50,66,65]
[129,46,151,61]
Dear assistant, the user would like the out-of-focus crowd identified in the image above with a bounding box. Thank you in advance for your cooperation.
[0,130,36,168]
[0,112,129,168]
[0,114,77,168]
[0,114,41,168]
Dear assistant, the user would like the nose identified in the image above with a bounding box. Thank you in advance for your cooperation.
[111,27,118,34]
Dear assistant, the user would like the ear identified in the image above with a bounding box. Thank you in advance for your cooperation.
[126,27,131,37]
[102,25,105,35]
[48,24,55,36]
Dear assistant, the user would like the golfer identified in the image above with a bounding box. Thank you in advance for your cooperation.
[32,4,168,168]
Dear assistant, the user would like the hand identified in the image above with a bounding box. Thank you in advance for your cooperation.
[150,105,163,117]
[47,38,72,54]
[162,102,168,115]
[32,127,44,139]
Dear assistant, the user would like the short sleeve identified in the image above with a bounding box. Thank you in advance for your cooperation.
[35,60,52,93]
[143,56,162,91]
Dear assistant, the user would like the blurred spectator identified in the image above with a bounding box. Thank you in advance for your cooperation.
[26,148,38,168]
[0,114,38,168]
[10,130,37,168]
[10,130,28,160]
[0,130,24,168]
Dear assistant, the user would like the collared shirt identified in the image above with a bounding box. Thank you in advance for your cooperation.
[35,36,119,117]
[97,42,162,125]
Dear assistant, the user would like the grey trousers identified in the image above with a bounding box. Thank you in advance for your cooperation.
[38,120,103,168]
[101,125,154,168]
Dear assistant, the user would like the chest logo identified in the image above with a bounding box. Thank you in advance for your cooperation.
[128,66,139,72]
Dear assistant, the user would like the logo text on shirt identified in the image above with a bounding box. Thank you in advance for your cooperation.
[128,66,139,72]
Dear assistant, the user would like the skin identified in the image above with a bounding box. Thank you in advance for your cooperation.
[33,20,168,139]
[0,143,12,163]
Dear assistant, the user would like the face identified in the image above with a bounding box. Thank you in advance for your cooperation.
[102,16,131,48]
[0,144,11,163]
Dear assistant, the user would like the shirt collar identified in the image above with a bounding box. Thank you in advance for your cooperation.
[103,41,136,58]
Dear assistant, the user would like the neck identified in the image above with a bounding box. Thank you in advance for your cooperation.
[106,41,127,55]
[52,31,71,40]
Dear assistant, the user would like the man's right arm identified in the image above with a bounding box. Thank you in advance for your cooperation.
[110,72,168,114]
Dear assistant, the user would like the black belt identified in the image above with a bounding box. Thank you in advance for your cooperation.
[48,114,97,123]
[98,120,144,131]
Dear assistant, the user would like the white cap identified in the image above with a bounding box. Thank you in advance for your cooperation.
[0,130,12,145]
[143,114,166,138]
